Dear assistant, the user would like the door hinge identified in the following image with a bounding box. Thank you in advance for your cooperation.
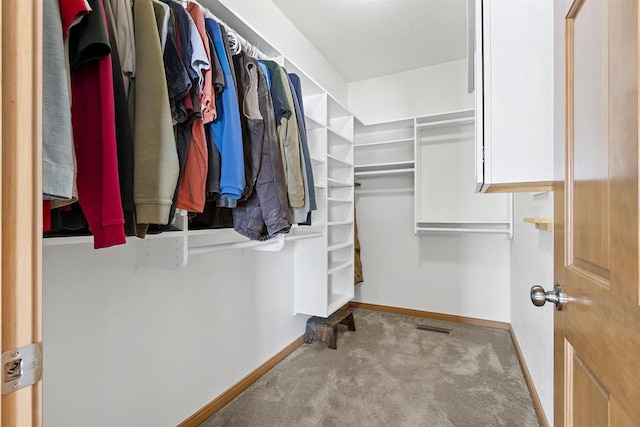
[1,343,42,395]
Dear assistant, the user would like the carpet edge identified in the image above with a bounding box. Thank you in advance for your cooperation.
[348,302,510,330]
[509,326,550,427]
[178,335,305,427]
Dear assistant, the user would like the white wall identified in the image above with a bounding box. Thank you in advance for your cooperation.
[510,192,554,425]
[43,243,308,426]
[354,175,511,322]
[348,59,474,124]
[217,0,349,104]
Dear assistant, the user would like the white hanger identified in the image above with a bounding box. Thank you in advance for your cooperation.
[226,29,242,55]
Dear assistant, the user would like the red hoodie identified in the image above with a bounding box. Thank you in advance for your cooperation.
[70,0,125,249]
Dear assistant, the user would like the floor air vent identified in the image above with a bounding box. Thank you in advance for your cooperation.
[415,325,452,334]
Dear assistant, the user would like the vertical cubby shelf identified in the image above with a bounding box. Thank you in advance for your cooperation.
[294,93,355,317]
[304,93,327,129]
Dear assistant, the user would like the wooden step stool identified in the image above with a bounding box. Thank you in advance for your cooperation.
[304,309,356,349]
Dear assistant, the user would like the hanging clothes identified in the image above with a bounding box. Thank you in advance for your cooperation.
[43,0,76,202]
[232,55,291,240]
[175,6,210,213]
[106,0,135,96]
[43,0,323,245]
[287,75,315,224]
[103,0,137,236]
[176,119,209,212]
[260,61,305,209]
[289,73,317,212]
[47,0,90,213]
[354,204,363,284]
[233,52,264,202]
[156,4,191,125]
[187,2,216,122]
[69,0,126,249]
[206,18,245,206]
[132,0,179,226]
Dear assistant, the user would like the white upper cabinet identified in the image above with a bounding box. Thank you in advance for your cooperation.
[474,0,554,193]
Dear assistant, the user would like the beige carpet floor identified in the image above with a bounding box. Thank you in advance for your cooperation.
[201,309,540,427]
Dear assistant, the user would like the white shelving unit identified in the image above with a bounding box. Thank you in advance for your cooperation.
[285,58,355,318]
[354,118,415,179]
[354,109,512,237]
[414,109,513,237]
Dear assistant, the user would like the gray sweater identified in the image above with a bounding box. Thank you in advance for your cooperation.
[132,0,179,224]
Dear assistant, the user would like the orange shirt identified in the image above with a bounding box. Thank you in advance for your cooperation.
[186,2,215,123]
[176,120,208,212]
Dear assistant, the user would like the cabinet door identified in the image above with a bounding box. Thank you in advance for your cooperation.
[475,0,554,193]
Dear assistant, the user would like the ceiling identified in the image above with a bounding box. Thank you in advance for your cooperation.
[272,0,468,83]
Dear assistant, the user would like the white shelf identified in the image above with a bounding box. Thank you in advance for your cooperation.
[328,242,353,252]
[327,178,352,187]
[43,229,187,246]
[305,114,325,130]
[355,137,414,148]
[328,261,352,275]
[328,127,353,144]
[355,169,415,177]
[327,154,353,167]
[327,293,353,315]
[327,95,352,119]
[355,117,414,134]
[415,117,474,130]
[327,198,352,204]
[414,108,475,126]
[327,220,353,226]
[355,160,414,172]
[43,235,94,246]
[310,156,324,164]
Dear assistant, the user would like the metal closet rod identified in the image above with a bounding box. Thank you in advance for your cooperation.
[187,232,324,256]
[416,227,510,234]
[189,236,284,255]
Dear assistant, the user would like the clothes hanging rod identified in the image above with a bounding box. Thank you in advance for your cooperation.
[189,235,284,255]
[187,231,323,255]
[192,0,268,59]
[416,227,511,235]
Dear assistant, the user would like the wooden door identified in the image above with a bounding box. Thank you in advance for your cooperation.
[556,0,640,425]
[1,0,43,425]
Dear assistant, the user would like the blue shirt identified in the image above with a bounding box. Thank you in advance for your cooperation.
[205,18,245,202]
[258,62,271,90]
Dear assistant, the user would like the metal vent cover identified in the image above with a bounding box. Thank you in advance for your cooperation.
[415,324,452,334]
